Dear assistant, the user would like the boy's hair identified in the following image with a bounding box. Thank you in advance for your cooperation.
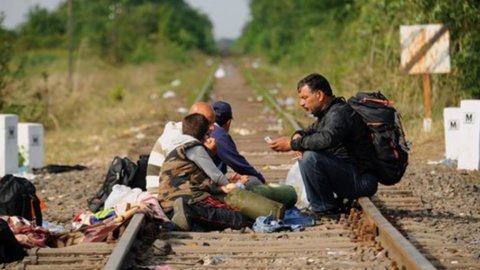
[182,113,210,140]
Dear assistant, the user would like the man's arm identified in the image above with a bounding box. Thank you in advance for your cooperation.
[185,145,229,186]
[216,133,265,182]
[291,110,351,151]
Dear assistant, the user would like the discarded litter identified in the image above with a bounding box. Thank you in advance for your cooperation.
[214,67,226,78]
[200,255,225,265]
[231,128,254,136]
[170,79,181,87]
[176,107,188,114]
[162,91,176,99]
[42,221,67,235]
[427,159,457,167]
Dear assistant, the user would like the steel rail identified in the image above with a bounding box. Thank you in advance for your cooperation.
[104,214,145,270]
[242,66,437,270]
[193,60,219,104]
[358,198,436,270]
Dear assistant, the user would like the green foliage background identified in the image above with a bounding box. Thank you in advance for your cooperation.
[0,0,217,126]
[236,0,480,109]
[13,0,216,63]
[1,0,479,133]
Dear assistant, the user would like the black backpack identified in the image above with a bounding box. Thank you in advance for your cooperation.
[129,154,149,190]
[0,175,43,226]
[348,92,409,185]
[87,155,149,212]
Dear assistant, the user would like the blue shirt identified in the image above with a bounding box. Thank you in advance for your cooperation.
[211,124,265,183]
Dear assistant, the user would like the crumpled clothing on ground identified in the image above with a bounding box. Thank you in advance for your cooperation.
[81,216,123,243]
[109,187,169,222]
[282,207,315,227]
[72,189,169,231]
[83,203,159,243]
[0,216,49,248]
[72,208,117,230]
[252,214,304,233]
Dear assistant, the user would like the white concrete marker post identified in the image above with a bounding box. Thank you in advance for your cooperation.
[18,123,44,172]
[0,114,19,176]
[457,100,480,170]
[443,107,461,160]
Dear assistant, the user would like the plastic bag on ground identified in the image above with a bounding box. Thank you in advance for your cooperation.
[282,161,309,209]
[104,184,132,209]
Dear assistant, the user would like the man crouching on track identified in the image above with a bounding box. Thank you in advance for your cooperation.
[158,113,251,231]
[268,73,378,218]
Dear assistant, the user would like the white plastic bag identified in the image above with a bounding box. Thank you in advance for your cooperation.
[283,161,309,209]
[104,184,132,209]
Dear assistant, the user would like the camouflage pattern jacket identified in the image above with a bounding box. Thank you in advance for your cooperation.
[158,140,220,212]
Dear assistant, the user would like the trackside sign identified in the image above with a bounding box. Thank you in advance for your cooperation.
[400,24,450,74]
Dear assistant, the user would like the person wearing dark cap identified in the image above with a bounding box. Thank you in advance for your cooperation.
[211,101,266,188]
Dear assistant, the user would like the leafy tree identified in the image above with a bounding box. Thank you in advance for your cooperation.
[12,0,216,63]
[0,15,14,110]
[16,5,65,50]
[237,0,480,100]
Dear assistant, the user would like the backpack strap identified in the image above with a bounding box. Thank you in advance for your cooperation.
[30,193,43,227]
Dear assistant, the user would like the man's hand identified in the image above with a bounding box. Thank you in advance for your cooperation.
[228,173,249,184]
[204,137,217,153]
[221,183,237,193]
[268,136,292,152]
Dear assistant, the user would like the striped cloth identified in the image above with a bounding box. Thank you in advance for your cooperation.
[146,121,197,192]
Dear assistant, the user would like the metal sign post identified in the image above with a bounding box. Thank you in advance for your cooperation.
[400,24,450,132]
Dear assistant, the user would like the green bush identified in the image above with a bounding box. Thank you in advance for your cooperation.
[109,85,127,102]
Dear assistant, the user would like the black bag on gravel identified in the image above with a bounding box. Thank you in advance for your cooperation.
[87,155,149,212]
[0,175,43,226]
[0,219,26,263]
[348,91,409,185]
[129,154,149,190]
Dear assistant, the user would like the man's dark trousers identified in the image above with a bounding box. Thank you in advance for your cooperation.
[298,150,378,212]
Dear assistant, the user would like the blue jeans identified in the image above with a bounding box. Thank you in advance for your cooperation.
[298,151,378,212]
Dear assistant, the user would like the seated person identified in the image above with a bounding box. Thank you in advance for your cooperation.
[158,113,250,231]
[146,102,215,191]
[211,101,265,188]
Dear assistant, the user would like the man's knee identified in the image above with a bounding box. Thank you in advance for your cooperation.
[298,150,329,168]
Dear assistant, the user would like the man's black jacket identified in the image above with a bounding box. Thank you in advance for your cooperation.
[290,97,376,173]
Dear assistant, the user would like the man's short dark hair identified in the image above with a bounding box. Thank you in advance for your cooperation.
[183,113,210,141]
[297,73,333,96]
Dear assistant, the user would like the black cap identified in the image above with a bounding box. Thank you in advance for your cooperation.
[213,101,233,125]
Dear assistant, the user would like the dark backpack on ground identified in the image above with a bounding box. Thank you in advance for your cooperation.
[129,154,149,190]
[0,219,26,263]
[348,91,409,185]
[0,175,43,226]
[87,155,149,212]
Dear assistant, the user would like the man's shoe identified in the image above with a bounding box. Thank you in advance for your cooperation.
[301,208,339,220]
[171,198,191,231]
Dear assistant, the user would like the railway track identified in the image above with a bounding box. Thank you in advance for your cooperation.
[15,60,478,269]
